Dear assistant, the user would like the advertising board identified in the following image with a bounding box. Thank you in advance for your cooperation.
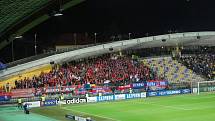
[147,89,191,97]
[23,101,40,108]
[132,83,145,89]
[140,92,147,98]
[97,95,115,102]
[87,97,97,103]
[114,94,126,100]
[125,93,141,99]
[44,100,58,106]
[0,95,11,101]
[65,98,87,104]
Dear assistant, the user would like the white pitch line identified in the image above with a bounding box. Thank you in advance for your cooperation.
[63,107,121,121]
[148,103,190,110]
[134,101,190,110]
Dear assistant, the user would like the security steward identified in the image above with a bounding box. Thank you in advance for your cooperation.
[17,98,22,109]
[58,93,64,106]
[41,95,46,106]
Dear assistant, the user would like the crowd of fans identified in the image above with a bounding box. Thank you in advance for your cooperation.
[13,54,158,90]
[181,54,215,79]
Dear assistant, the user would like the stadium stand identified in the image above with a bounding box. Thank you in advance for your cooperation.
[142,57,205,82]
[180,54,215,80]
[0,65,52,89]
[11,55,154,89]
[0,54,165,97]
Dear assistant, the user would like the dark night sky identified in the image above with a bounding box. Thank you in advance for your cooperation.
[1,0,215,62]
[33,0,215,34]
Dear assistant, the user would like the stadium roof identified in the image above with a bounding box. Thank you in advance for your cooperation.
[0,0,85,50]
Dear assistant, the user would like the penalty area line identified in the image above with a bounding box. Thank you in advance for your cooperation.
[63,107,121,121]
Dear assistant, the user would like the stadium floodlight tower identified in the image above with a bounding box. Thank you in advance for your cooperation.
[197,80,215,95]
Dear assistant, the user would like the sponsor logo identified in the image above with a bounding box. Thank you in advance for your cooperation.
[65,98,87,104]
[181,89,191,94]
[140,92,147,98]
[125,93,141,99]
[97,95,114,102]
[87,97,97,103]
[148,92,157,96]
[148,89,190,97]
[115,94,125,100]
[44,100,57,106]
[23,101,40,108]
[207,87,215,92]
[132,83,145,89]
[167,90,181,95]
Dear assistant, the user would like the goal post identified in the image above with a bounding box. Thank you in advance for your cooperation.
[197,80,215,95]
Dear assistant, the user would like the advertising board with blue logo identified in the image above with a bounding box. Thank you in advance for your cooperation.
[125,92,146,99]
[0,95,11,101]
[96,92,146,102]
[147,89,191,97]
[114,94,126,100]
[132,83,145,89]
[96,95,115,102]
[131,80,168,90]
[44,100,58,106]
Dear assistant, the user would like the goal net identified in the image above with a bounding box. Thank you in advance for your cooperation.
[197,80,215,95]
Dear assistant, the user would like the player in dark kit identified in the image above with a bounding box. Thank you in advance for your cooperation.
[23,103,30,114]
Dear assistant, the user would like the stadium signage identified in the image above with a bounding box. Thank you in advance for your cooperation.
[125,93,141,99]
[181,89,191,94]
[140,92,147,98]
[44,100,58,106]
[97,95,115,102]
[208,87,215,91]
[87,97,97,103]
[0,95,11,101]
[65,98,87,104]
[132,83,145,89]
[147,89,191,97]
[117,85,131,90]
[115,94,126,100]
[23,101,40,108]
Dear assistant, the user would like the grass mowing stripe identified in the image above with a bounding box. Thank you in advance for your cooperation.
[30,92,215,121]
[63,107,121,121]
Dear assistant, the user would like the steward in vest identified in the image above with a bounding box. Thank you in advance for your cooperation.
[17,98,22,109]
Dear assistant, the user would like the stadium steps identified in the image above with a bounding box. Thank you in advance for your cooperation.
[142,57,205,82]
[0,65,52,88]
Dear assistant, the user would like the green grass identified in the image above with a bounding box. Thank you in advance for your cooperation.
[31,93,215,121]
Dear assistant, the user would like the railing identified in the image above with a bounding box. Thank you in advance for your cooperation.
[6,44,97,68]
[5,40,122,68]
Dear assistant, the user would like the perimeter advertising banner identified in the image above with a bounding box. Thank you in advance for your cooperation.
[114,94,126,100]
[65,98,87,104]
[125,92,146,99]
[147,89,191,97]
[96,95,115,102]
[87,97,97,103]
[131,80,168,90]
[96,92,147,102]
[0,95,11,101]
[146,80,168,91]
[132,83,145,89]
[44,100,58,106]
[23,101,40,108]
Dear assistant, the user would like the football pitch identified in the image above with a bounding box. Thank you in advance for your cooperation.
[1,93,215,121]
